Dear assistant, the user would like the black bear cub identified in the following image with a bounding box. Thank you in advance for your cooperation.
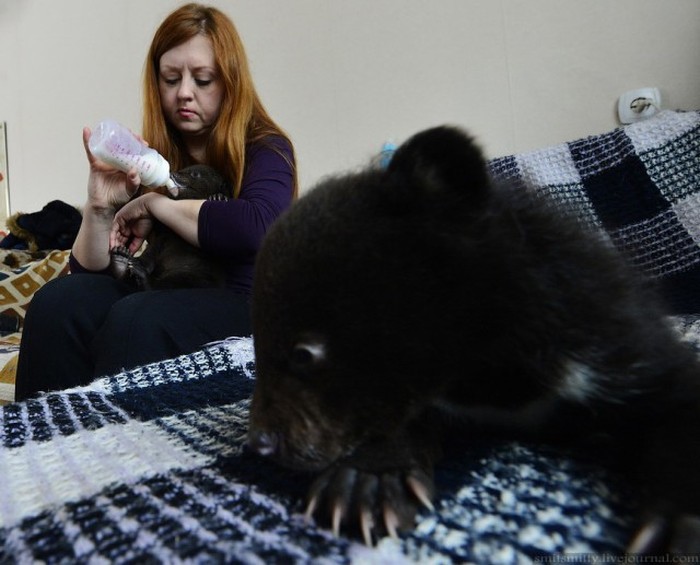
[110,164,228,290]
[248,126,700,552]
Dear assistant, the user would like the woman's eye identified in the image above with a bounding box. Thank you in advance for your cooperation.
[195,79,212,87]
[162,77,180,86]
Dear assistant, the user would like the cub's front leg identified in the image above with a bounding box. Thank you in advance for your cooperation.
[304,427,439,545]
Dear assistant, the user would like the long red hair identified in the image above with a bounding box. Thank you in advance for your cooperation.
[142,3,296,197]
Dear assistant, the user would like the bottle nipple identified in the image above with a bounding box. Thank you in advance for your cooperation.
[165,176,180,197]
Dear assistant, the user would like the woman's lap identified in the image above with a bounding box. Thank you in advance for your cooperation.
[15,274,251,400]
[92,283,252,375]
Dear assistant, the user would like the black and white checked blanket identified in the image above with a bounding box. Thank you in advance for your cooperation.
[490,109,700,313]
[0,338,644,563]
[0,110,698,563]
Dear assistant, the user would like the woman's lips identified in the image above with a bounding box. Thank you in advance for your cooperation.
[178,108,197,119]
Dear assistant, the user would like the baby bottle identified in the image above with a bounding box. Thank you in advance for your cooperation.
[88,119,176,189]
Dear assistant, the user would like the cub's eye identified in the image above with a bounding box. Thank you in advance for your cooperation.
[290,341,326,371]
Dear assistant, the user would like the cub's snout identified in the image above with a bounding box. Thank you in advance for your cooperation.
[246,428,278,458]
[247,386,354,472]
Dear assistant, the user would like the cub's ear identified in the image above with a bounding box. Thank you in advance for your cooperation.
[387,126,491,201]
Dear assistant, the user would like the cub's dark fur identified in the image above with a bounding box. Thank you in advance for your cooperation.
[248,126,700,551]
[110,165,228,290]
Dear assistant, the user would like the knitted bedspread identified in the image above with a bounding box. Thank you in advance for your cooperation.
[490,109,700,313]
[1,325,700,564]
[0,110,698,563]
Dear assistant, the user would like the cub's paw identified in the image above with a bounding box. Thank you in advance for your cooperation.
[304,463,435,546]
[628,514,700,553]
[208,193,229,202]
[109,246,134,280]
[109,246,150,290]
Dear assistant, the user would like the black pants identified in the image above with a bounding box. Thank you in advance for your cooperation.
[15,274,252,401]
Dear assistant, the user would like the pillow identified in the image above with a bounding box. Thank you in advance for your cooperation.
[0,249,71,322]
[0,249,71,403]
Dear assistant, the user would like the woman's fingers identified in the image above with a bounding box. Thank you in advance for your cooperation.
[82,127,97,165]
[126,168,142,197]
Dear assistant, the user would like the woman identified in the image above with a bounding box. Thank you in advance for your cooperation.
[15,4,296,400]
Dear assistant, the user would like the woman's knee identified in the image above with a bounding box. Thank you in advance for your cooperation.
[29,274,127,312]
[26,275,82,314]
[93,289,251,370]
[25,274,133,335]
[92,292,183,375]
[97,292,157,339]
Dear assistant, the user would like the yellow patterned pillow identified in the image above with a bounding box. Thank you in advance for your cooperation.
[0,249,71,403]
[0,249,71,320]
[0,332,20,404]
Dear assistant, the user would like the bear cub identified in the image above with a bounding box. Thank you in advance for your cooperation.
[248,126,700,552]
[110,165,228,290]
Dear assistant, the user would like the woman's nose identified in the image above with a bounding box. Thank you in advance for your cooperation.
[177,80,194,100]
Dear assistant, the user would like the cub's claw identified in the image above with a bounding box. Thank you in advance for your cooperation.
[627,514,700,553]
[382,506,400,539]
[208,193,229,202]
[304,495,318,522]
[406,471,435,511]
[360,508,374,547]
[331,503,344,538]
[304,463,435,545]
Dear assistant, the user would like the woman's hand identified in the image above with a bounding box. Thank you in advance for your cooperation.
[111,191,205,256]
[110,192,162,254]
[82,127,141,212]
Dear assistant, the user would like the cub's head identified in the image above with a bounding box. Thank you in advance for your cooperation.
[248,126,491,470]
[169,165,229,199]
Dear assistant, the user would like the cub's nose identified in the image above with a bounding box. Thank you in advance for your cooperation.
[247,429,278,457]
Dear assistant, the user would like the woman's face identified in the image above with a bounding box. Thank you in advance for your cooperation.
[158,34,225,144]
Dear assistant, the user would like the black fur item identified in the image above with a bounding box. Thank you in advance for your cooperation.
[110,165,228,290]
[248,126,700,552]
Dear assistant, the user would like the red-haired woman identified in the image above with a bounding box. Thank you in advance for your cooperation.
[16,4,296,400]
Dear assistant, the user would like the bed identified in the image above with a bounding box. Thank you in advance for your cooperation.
[0,110,698,561]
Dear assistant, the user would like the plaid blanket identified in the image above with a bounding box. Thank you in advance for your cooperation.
[1,323,700,564]
[490,109,700,313]
[0,111,698,563]
[0,338,642,563]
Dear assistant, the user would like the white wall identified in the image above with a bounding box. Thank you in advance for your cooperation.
[1,0,699,214]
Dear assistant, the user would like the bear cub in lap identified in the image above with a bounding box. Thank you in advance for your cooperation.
[110,165,228,290]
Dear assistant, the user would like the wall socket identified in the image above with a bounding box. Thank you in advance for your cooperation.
[0,123,9,222]
[618,87,661,124]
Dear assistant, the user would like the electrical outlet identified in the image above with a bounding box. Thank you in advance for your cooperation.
[0,123,8,222]
[618,88,661,124]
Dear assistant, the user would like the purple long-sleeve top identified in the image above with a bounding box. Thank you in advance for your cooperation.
[70,135,295,294]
